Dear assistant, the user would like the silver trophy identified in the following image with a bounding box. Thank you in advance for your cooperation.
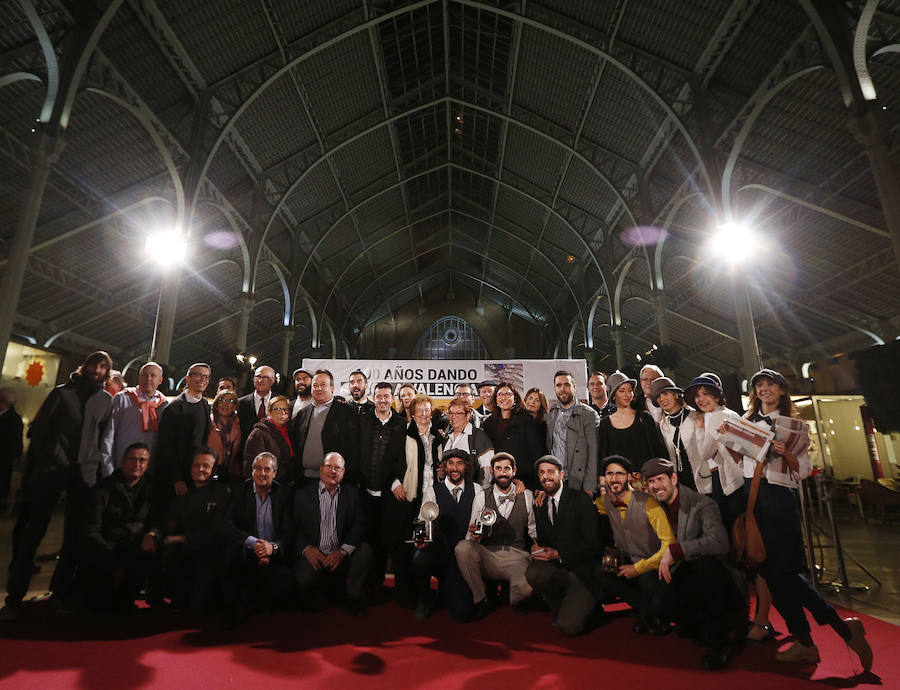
[407,501,440,545]
[473,507,497,538]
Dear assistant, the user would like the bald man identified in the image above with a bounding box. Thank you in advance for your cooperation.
[238,365,277,452]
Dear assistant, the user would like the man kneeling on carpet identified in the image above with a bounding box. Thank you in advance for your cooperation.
[455,452,535,619]
[526,455,602,636]
[292,452,372,616]
[80,442,154,612]
[583,455,674,634]
[642,457,747,669]
[142,447,233,614]
[411,448,479,621]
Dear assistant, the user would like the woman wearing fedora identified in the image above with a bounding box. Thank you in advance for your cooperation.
[680,374,746,532]
[725,368,872,669]
[597,371,667,472]
[649,377,700,491]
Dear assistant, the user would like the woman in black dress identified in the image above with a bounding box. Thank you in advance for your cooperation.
[597,371,667,471]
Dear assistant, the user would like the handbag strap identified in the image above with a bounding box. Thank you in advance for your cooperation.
[746,461,765,514]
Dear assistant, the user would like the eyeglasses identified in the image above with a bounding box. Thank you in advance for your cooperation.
[270,406,290,413]
[448,411,467,417]
[189,373,210,380]
[255,374,274,380]
[323,464,344,472]
[497,390,514,397]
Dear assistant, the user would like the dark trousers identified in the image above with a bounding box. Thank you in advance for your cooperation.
[764,570,839,636]
[293,542,373,605]
[588,569,660,623]
[157,542,232,614]
[80,539,152,611]
[650,556,747,645]
[709,471,746,536]
[230,551,296,611]
[6,466,86,604]
[360,490,389,589]
[383,494,418,604]
[526,560,597,636]
[411,544,474,621]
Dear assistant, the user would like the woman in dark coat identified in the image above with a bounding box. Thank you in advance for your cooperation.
[482,382,545,490]
[242,395,295,484]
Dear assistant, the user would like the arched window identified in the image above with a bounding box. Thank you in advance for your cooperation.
[412,316,490,359]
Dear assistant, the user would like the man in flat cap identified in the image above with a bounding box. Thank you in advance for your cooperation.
[526,455,602,636]
[643,457,747,670]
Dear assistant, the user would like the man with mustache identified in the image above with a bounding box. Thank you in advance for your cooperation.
[586,454,674,635]
[290,368,313,419]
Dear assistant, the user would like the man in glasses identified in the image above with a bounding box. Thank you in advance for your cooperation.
[155,362,212,515]
[238,364,276,455]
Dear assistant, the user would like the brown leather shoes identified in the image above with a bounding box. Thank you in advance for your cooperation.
[775,642,820,663]
[844,617,873,672]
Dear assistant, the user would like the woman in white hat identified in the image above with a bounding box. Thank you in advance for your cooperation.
[597,371,667,472]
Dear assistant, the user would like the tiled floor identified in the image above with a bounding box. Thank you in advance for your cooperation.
[2,508,899,626]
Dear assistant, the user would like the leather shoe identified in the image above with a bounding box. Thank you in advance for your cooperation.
[472,598,492,621]
[701,646,732,670]
[844,617,873,671]
[775,642,820,663]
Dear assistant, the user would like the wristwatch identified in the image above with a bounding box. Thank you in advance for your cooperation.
[271,543,279,555]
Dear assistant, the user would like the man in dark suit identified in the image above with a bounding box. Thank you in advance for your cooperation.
[292,452,371,615]
[237,365,276,454]
[224,451,295,620]
[291,369,360,486]
[643,457,747,670]
[526,455,602,636]
[154,362,211,518]
[411,449,479,621]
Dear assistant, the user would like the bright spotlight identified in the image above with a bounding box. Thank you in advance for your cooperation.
[707,221,760,263]
[145,230,188,266]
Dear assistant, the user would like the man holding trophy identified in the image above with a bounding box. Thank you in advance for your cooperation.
[410,449,481,621]
[455,452,536,620]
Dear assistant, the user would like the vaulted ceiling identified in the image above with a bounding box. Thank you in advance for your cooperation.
[1,0,898,381]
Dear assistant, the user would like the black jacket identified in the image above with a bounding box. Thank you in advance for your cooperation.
[0,404,24,467]
[226,479,292,557]
[357,408,407,492]
[291,399,360,484]
[482,409,546,488]
[292,481,366,558]
[157,481,231,551]
[533,486,601,571]
[82,469,152,551]
[156,392,211,486]
[237,393,266,454]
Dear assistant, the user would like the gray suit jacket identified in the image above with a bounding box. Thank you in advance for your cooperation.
[545,402,599,493]
[672,485,729,561]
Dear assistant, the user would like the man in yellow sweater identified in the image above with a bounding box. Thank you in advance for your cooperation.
[587,454,674,634]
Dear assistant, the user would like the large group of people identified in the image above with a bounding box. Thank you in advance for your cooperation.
[0,354,874,674]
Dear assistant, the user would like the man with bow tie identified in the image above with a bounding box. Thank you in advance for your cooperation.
[454,452,536,620]
[584,454,674,635]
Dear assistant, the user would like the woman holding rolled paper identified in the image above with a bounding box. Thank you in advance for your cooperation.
[728,368,872,669]
[681,373,746,533]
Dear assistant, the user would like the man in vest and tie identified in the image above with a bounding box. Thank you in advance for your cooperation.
[586,454,674,634]
[455,452,535,620]
[527,455,602,636]
[411,448,481,621]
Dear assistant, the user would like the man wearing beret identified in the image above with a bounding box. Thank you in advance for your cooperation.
[411,448,481,620]
[643,457,747,670]
[526,455,602,636]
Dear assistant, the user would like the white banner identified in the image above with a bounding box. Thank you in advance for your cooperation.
[300,359,588,401]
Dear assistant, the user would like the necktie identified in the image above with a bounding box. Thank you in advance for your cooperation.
[550,497,557,525]
[452,486,462,503]
[257,398,266,421]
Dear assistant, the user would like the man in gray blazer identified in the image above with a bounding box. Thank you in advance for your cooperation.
[643,457,747,670]
[544,371,599,494]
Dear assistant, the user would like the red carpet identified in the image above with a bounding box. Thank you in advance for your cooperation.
[0,597,895,689]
